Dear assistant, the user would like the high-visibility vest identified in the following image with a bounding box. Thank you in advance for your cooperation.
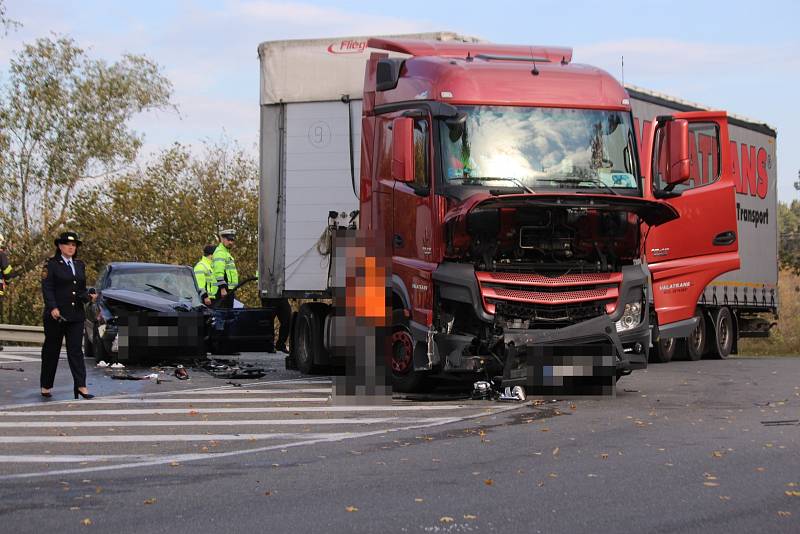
[0,251,11,297]
[212,243,238,290]
[194,256,216,299]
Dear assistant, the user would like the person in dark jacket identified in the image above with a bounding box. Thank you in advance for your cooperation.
[40,231,96,399]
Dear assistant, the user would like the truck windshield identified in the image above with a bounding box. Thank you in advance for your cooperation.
[441,106,640,193]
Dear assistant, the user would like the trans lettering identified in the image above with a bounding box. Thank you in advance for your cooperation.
[633,117,769,199]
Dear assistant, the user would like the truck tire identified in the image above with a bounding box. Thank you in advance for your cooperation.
[684,310,707,361]
[390,309,428,393]
[708,307,734,359]
[93,330,109,361]
[293,303,328,374]
[83,332,92,359]
[649,337,676,363]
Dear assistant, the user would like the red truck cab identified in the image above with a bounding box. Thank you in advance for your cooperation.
[357,39,739,392]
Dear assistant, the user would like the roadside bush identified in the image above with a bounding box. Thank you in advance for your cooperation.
[739,269,799,356]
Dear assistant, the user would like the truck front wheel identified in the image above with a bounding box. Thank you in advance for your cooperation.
[685,310,707,361]
[649,337,676,363]
[708,307,734,359]
[390,310,428,393]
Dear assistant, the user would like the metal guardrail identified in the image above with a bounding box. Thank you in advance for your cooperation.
[0,324,45,344]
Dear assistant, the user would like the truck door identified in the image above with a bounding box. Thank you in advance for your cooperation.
[645,112,740,330]
[391,115,435,325]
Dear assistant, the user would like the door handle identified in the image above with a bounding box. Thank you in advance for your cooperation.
[393,234,404,248]
[713,231,736,246]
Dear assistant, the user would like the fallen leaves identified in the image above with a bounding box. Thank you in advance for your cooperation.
[143,498,157,505]
[264,491,273,496]
[81,518,92,526]
[414,498,424,503]
[778,511,792,517]
[548,472,558,479]
[552,447,560,457]
[464,514,477,520]
[483,479,494,486]
[439,516,454,523]
[784,490,800,497]
[711,451,724,458]
[600,453,609,460]
[345,506,358,512]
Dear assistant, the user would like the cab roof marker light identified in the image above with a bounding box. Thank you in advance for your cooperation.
[441,91,453,99]
[622,98,630,105]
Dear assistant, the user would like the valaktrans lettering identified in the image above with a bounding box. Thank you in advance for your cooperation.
[737,203,768,228]
[659,281,692,294]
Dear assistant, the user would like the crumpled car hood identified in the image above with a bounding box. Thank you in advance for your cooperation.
[101,288,201,313]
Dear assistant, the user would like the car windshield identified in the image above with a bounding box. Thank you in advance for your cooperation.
[106,268,202,306]
[441,106,640,192]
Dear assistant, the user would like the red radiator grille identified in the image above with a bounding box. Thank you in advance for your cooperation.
[476,270,621,317]
[482,286,618,304]
[476,271,622,287]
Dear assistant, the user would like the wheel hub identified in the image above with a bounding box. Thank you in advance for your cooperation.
[391,330,413,375]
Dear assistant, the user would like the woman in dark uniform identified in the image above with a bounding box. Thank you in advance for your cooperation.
[40,231,96,399]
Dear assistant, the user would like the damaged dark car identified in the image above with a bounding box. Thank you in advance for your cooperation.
[83,262,274,363]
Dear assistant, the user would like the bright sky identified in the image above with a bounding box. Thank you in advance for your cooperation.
[2,0,798,200]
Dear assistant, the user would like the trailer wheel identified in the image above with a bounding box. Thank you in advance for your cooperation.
[92,329,109,361]
[83,332,92,359]
[709,307,734,359]
[294,303,327,374]
[685,310,707,361]
[649,337,676,363]
[390,309,428,393]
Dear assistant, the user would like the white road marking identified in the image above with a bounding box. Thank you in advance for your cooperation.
[0,454,158,463]
[0,417,460,428]
[0,405,483,416]
[0,432,368,444]
[0,354,41,363]
[163,388,332,395]
[0,405,522,480]
[26,397,330,404]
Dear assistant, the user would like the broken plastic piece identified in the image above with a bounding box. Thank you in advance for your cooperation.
[96,361,109,368]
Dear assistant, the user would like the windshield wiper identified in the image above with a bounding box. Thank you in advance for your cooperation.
[469,176,535,194]
[539,177,619,196]
[145,283,176,296]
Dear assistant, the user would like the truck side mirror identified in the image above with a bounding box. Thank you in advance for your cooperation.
[391,117,414,183]
[664,119,690,186]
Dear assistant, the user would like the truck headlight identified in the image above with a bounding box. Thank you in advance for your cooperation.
[615,301,643,332]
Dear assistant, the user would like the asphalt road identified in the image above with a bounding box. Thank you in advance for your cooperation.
[0,348,798,533]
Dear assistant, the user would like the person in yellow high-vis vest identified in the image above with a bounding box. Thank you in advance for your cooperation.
[0,234,17,352]
[212,229,239,309]
[194,244,217,306]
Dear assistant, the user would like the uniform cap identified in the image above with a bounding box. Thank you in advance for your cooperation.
[219,229,237,240]
[54,231,82,246]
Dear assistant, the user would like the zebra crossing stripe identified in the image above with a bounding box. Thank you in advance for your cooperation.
[0,405,481,416]
[0,405,522,481]
[0,432,367,444]
[22,397,330,404]
[0,417,460,428]
[0,454,158,463]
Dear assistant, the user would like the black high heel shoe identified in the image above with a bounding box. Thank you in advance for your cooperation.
[40,390,52,398]
[74,387,94,400]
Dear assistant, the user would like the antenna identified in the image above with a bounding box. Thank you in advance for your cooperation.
[621,55,625,85]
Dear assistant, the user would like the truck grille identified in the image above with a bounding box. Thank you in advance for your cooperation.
[476,271,620,328]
